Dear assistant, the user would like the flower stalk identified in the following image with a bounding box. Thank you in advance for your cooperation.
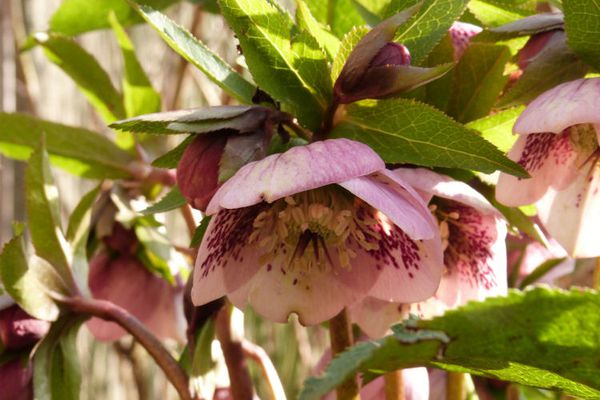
[384,371,404,400]
[329,308,360,400]
[446,371,465,400]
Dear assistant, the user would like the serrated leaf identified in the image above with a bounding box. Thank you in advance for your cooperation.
[152,136,195,168]
[142,186,187,215]
[331,99,527,176]
[475,13,564,42]
[498,31,587,107]
[49,0,178,36]
[0,236,62,321]
[109,12,161,122]
[393,0,469,65]
[33,318,83,400]
[301,288,600,399]
[26,142,73,284]
[466,106,523,152]
[33,33,125,123]
[295,0,341,60]
[0,113,134,179]
[468,0,537,27]
[219,0,331,130]
[447,43,510,123]
[331,26,369,83]
[304,0,366,38]
[564,0,600,70]
[110,106,271,134]
[132,3,256,104]
[190,217,211,247]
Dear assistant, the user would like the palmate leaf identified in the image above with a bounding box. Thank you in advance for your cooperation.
[0,113,134,179]
[564,0,600,71]
[219,0,331,130]
[331,98,527,177]
[132,3,256,104]
[300,288,600,399]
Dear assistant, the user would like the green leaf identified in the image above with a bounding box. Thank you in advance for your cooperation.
[447,43,511,123]
[33,33,125,123]
[0,113,134,179]
[393,0,469,64]
[26,141,73,284]
[466,106,523,152]
[468,0,537,28]
[423,34,455,111]
[331,99,528,176]
[219,0,331,130]
[564,0,600,70]
[109,12,161,123]
[295,0,341,60]
[304,0,366,38]
[33,318,83,400]
[190,216,211,247]
[132,3,256,104]
[191,318,216,376]
[49,0,178,36]
[301,288,600,399]
[475,13,564,42]
[331,26,369,83]
[0,235,62,321]
[142,186,187,215]
[498,32,587,107]
[135,225,183,283]
[152,136,195,168]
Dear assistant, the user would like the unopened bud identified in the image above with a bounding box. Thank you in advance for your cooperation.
[449,22,482,61]
[0,305,49,350]
[370,42,411,68]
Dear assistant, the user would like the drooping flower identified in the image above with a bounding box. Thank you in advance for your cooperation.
[0,305,50,350]
[352,168,507,338]
[191,139,444,325]
[496,78,600,257]
[0,358,34,400]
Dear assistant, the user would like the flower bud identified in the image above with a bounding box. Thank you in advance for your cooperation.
[0,358,33,400]
[102,222,138,255]
[448,21,482,61]
[177,134,227,212]
[0,305,49,351]
[370,42,411,68]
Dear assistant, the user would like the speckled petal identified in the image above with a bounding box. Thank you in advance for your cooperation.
[436,207,507,308]
[514,78,600,134]
[205,139,385,214]
[496,133,579,206]
[536,165,600,257]
[394,168,500,215]
[192,207,264,306]
[339,170,437,240]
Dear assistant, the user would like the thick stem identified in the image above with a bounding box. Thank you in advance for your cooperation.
[313,100,339,142]
[127,162,177,186]
[242,339,286,400]
[329,308,360,400]
[215,306,254,400]
[384,371,404,400]
[593,258,600,289]
[446,372,465,400]
[61,296,193,400]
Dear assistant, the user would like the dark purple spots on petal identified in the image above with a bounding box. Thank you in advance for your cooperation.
[518,131,573,174]
[293,278,298,285]
[267,264,272,272]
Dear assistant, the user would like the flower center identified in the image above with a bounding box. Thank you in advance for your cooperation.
[248,187,381,272]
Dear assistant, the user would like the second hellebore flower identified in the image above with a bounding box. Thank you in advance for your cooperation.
[496,78,600,257]
[191,139,444,325]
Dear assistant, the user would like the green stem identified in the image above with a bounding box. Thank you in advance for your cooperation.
[446,372,465,400]
[384,371,404,400]
[329,308,360,400]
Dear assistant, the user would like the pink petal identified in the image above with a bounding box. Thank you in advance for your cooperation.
[437,204,507,307]
[0,358,33,400]
[349,296,408,338]
[339,170,437,240]
[515,78,600,134]
[206,139,385,214]
[496,132,579,206]
[192,207,264,306]
[536,165,600,257]
[449,21,482,61]
[394,168,499,215]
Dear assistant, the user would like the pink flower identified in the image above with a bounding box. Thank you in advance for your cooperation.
[449,22,483,61]
[496,78,600,257]
[508,236,574,286]
[0,358,33,400]
[191,139,444,325]
[0,305,50,350]
[352,169,507,338]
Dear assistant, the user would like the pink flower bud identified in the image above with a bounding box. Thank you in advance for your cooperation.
[370,42,411,68]
[0,358,33,400]
[177,134,227,212]
[0,305,49,350]
[449,21,483,61]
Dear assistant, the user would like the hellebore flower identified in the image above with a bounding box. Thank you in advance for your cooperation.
[0,358,34,400]
[191,139,443,325]
[0,305,50,351]
[352,169,507,338]
[448,22,482,61]
[508,237,574,287]
[496,78,600,257]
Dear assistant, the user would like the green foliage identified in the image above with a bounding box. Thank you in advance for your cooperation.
[331,98,527,176]
[142,186,187,215]
[468,0,537,27]
[33,33,126,122]
[447,43,511,123]
[190,217,212,247]
[564,0,600,71]
[475,13,564,42]
[331,26,369,83]
[49,0,179,36]
[132,3,257,104]
[466,106,523,152]
[301,288,600,399]
[219,0,331,130]
[151,136,195,168]
[0,113,134,179]
[304,0,366,38]
[295,0,341,60]
[33,318,83,400]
